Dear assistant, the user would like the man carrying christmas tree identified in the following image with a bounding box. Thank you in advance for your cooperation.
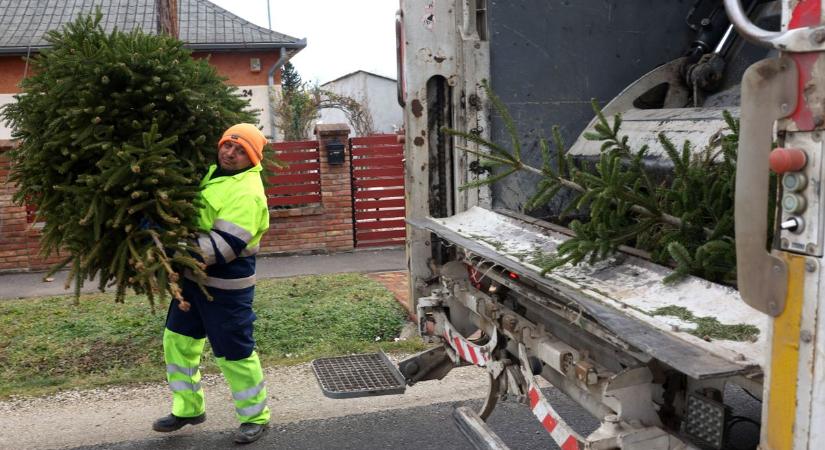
[152,124,271,444]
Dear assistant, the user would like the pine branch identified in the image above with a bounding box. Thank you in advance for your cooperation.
[482,79,521,161]
[458,146,693,230]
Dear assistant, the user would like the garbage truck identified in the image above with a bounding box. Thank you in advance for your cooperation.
[311,1,825,448]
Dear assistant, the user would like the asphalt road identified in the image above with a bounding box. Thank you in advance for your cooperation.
[70,389,599,450]
[66,383,761,450]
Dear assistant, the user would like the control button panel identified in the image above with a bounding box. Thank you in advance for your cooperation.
[777,132,824,256]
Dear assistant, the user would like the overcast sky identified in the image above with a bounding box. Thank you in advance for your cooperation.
[207,0,399,85]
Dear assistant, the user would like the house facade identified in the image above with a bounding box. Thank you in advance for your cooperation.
[0,0,306,139]
[317,70,402,136]
[0,0,313,272]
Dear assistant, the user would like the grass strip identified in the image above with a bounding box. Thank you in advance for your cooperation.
[0,273,423,398]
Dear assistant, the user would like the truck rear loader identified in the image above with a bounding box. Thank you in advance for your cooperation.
[312,1,825,448]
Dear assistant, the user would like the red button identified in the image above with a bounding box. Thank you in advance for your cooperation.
[769,148,807,174]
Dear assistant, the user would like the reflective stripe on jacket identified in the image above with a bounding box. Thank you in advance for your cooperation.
[184,163,269,290]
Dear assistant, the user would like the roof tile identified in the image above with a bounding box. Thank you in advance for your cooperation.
[0,0,303,53]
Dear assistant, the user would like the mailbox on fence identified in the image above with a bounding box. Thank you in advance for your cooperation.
[325,140,346,165]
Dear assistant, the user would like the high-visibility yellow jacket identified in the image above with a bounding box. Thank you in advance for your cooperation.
[183,163,269,291]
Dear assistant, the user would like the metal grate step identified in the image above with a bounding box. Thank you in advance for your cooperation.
[311,351,407,399]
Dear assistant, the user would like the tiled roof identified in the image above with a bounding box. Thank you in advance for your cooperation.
[0,0,306,54]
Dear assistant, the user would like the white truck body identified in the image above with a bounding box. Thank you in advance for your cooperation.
[396,0,825,449]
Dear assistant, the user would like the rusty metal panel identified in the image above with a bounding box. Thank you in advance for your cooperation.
[401,0,492,305]
[486,0,697,213]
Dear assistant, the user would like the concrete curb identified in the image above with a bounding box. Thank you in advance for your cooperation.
[0,248,406,300]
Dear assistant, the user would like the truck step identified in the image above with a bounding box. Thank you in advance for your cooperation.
[453,406,510,450]
[311,351,406,398]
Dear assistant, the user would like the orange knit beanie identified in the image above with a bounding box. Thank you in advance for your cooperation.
[218,123,267,165]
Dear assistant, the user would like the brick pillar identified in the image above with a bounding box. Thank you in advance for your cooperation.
[0,142,30,271]
[315,124,354,252]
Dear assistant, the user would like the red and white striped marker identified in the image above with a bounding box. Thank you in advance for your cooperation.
[439,315,496,367]
[519,344,584,450]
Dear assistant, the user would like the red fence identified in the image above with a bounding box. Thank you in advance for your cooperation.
[350,135,405,248]
[267,140,321,208]
[1,132,408,272]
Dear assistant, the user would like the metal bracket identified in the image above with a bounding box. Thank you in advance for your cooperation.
[397,346,456,385]
[416,292,444,341]
[435,310,498,367]
[735,57,797,316]
[724,0,825,52]
[602,367,662,428]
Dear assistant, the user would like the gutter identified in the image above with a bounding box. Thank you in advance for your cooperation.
[0,46,48,55]
[0,40,308,55]
[266,38,307,140]
[188,41,306,51]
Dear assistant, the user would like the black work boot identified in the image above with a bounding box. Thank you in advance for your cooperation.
[152,413,206,432]
[234,422,267,444]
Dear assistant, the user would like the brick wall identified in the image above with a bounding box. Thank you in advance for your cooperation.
[0,141,64,272]
[259,124,355,255]
[0,127,360,272]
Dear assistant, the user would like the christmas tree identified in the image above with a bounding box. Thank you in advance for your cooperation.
[280,62,302,95]
[1,12,256,310]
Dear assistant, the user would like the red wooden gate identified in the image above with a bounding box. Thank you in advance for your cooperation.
[267,140,321,208]
[350,135,406,247]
